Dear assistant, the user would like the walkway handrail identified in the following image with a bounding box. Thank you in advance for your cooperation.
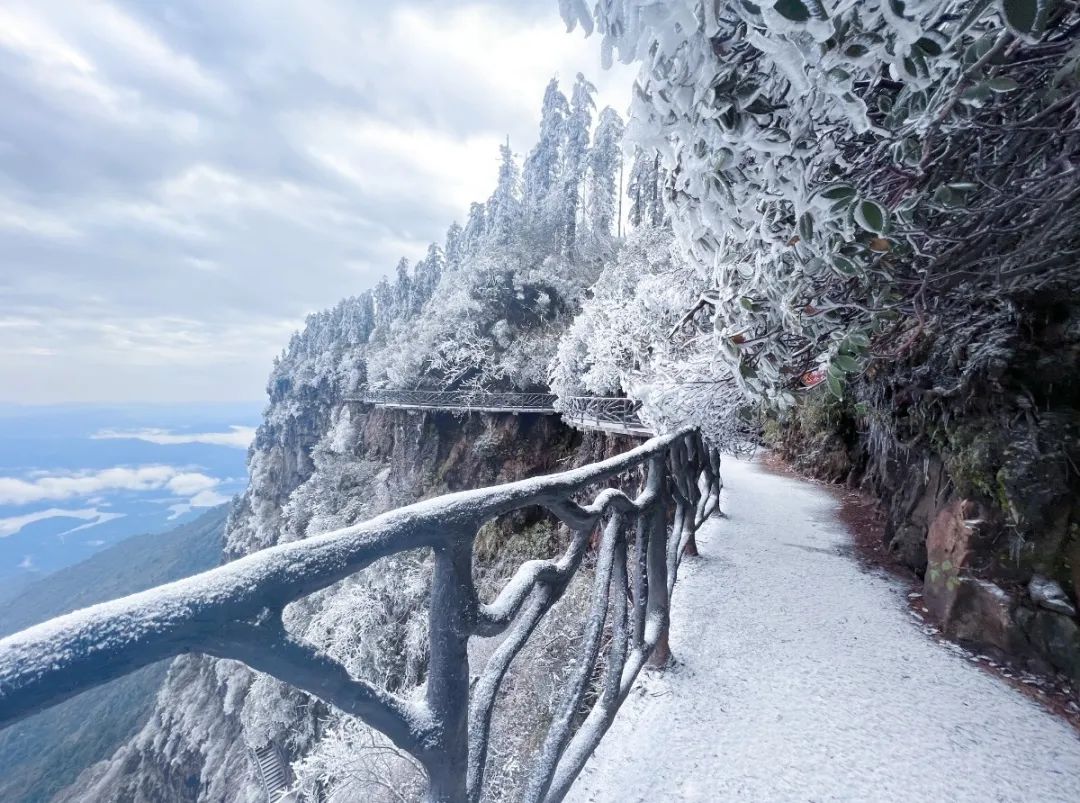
[348,388,652,436]
[0,430,720,802]
[350,388,558,412]
[556,395,648,433]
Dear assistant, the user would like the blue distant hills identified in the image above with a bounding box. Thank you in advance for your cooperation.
[0,504,229,803]
[0,402,260,587]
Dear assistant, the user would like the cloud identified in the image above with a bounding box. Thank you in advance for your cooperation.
[0,465,223,505]
[0,507,124,538]
[92,425,256,449]
[0,0,635,403]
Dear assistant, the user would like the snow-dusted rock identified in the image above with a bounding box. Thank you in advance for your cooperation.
[1029,575,1077,618]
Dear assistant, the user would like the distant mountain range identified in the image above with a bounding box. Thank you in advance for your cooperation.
[0,505,229,803]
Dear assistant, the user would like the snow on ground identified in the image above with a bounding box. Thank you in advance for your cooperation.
[568,457,1080,802]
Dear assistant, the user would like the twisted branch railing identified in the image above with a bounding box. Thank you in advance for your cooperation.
[0,430,720,802]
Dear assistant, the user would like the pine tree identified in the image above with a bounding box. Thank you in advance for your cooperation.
[393,257,412,317]
[627,147,664,229]
[523,78,569,217]
[586,107,625,239]
[373,277,394,329]
[444,223,463,272]
[487,139,522,245]
[561,73,597,255]
[461,202,487,255]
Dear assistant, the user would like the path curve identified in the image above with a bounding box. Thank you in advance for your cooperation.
[568,457,1080,802]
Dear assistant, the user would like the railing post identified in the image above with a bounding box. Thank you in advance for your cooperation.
[424,536,474,802]
[645,455,672,668]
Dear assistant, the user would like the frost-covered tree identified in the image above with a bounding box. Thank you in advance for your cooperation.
[560,73,596,255]
[461,202,487,255]
[487,139,522,245]
[393,257,412,318]
[414,244,444,305]
[626,147,663,230]
[523,78,570,216]
[585,106,625,241]
[372,277,394,332]
[563,0,1079,408]
[443,222,463,272]
[550,226,749,446]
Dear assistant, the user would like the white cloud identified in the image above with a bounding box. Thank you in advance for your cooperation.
[92,425,256,449]
[0,465,223,505]
[190,489,229,507]
[0,507,123,538]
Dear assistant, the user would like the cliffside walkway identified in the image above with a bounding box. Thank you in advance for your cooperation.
[568,457,1080,802]
[346,389,655,437]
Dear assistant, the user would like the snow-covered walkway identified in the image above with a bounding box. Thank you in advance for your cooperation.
[568,457,1080,802]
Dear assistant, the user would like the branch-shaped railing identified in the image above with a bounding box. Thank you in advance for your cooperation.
[0,430,720,803]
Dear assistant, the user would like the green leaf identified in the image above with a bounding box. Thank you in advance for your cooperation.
[832,254,858,276]
[854,200,887,234]
[987,76,1019,92]
[1001,0,1048,40]
[826,370,844,399]
[773,0,811,23]
[846,332,870,349]
[798,211,814,242]
[819,183,857,202]
[914,34,945,57]
[833,354,860,373]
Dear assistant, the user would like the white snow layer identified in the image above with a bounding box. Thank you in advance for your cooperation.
[568,457,1080,802]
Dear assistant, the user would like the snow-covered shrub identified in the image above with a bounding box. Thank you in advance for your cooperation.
[564,0,1078,406]
[551,227,753,446]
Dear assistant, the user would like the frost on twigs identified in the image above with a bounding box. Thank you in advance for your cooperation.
[567,0,1079,406]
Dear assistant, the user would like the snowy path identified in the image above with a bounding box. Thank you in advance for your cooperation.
[567,457,1080,802]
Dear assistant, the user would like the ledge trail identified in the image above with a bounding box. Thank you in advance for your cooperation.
[568,458,1080,802]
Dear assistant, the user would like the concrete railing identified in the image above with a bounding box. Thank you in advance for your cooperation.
[0,430,720,802]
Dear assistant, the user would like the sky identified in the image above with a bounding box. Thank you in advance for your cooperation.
[0,0,635,404]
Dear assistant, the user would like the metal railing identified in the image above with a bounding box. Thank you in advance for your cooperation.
[349,389,652,437]
[556,396,650,436]
[350,389,558,413]
[0,430,720,802]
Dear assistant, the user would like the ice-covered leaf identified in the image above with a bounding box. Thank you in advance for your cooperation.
[1000,0,1048,40]
[773,0,811,23]
[854,200,887,234]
